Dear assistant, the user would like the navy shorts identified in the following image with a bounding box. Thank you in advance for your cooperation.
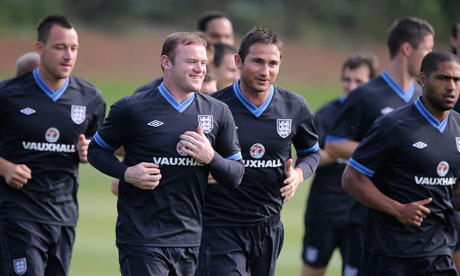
[362,251,457,276]
[196,216,283,276]
[302,222,346,268]
[342,222,365,276]
[0,219,75,276]
[117,243,199,276]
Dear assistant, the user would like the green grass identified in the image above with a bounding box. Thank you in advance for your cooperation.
[69,78,343,276]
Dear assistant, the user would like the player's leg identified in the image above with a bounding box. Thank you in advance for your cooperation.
[451,212,460,273]
[342,222,364,276]
[300,223,342,276]
[196,226,250,276]
[45,225,75,276]
[250,218,284,276]
[0,219,48,276]
[117,243,170,276]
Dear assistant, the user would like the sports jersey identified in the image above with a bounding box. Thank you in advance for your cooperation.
[92,83,242,247]
[0,69,106,226]
[326,70,422,224]
[349,97,460,257]
[203,81,319,227]
[134,77,163,94]
[305,96,353,226]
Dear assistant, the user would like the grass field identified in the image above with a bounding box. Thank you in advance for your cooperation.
[69,78,343,276]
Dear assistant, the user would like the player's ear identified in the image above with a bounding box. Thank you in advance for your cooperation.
[420,72,427,87]
[161,55,171,70]
[400,42,412,57]
[234,54,243,70]
[36,41,44,57]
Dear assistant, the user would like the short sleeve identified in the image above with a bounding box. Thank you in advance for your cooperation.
[293,100,319,155]
[214,104,242,160]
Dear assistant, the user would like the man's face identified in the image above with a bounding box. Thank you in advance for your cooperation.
[450,25,460,58]
[214,53,239,89]
[422,61,460,112]
[166,44,207,93]
[408,34,434,78]
[37,25,78,81]
[341,65,371,96]
[205,17,234,46]
[200,79,217,94]
[236,42,281,95]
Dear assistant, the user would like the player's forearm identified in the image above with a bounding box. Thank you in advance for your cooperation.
[295,151,320,180]
[0,157,12,177]
[325,140,358,159]
[87,141,128,180]
[342,165,402,217]
[318,149,335,167]
[208,152,244,188]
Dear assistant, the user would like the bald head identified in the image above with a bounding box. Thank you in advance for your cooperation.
[15,52,40,76]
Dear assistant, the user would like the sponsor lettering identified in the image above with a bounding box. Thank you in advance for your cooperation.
[414,176,457,186]
[152,157,205,166]
[22,142,76,153]
[244,159,282,168]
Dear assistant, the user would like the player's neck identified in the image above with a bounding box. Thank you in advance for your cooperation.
[38,67,67,91]
[386,61,415,92]
[239,82,270,107]
[422,98,450,122]
[163,78,194,103]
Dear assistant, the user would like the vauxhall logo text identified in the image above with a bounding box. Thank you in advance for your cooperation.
[22,142,76,153]
[152,157,205,166]
[244,159,282,168]
[414,176,457,186]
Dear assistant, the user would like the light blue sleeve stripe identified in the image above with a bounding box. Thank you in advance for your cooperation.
[296,142,320,155]
[325,135,348,143]
[93,132,117,152]
[348,157,375,177]
[225,152,242,160]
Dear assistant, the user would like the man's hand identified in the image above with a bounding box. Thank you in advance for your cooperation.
[207,173,217,184]
[111,178,119,196]
[180,125,214,164]
[77,134,90,163]
[394,198,432,227]
[124,162,162,190]
[0,158,31,189]
[280,159,303,203]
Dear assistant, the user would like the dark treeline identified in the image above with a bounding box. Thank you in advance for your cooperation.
[1,0,459,43]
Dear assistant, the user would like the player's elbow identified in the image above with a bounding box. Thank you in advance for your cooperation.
[342,165,357,196]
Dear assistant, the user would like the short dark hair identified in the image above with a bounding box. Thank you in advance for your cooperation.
[342,53,379,79]
[213,43,237,68]
[451,17,460,55]
[204,66,216,82]
[421,50,460,77]
[238,27,283,64]
[387,17,434,59]
[37,14,73,44]
[161,32,207,70]
[194,31,215,63]
[197,11,230,32]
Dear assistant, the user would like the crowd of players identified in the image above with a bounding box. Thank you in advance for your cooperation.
[1,11,460,276]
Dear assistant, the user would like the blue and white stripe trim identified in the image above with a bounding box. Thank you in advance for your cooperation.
[33,68,69,102]
[414,98,449,133]
[296,142,320,156]
[93,132,117,152]
[325,135,348,143]
[226,152,243,160]
[233,80,274,118]
[348,157,374,177]
[381,70,414,103]
[158,82,195,113]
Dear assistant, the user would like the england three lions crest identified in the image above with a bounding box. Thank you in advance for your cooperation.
[71,105,86,125]
[277,119,292,138]
[456,137,460,153]
[198,115,214,134]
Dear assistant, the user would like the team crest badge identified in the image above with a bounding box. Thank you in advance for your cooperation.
[13,258,27,275]
[250,143,265,159]
[277,119,291,138]
[437,161,449,177]
[45,127,60,143]
[71,105,86,125]
[198,115,213,134]
[456,137,460,153]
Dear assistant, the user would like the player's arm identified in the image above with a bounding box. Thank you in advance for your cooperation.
[0,157,31,189]
[342,164,431,227]
[318,148,335,166]
[453,176,460,211]
[324,138,358,160]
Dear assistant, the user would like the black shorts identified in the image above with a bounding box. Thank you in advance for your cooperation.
[342,222,365,276]
[0,219,75,276]
[117,243,199,276]
[302,222,346,268]
[197,216,283,276]
[362,251,457,276]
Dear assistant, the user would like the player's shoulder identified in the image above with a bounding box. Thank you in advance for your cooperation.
[68,75,104,99]
[0,72,34,93]
[196,90,231,109]
[373,103,414,130]
[210,85,235,102]
[274,85,307,103]
[449,109,460,123]
[316,97,343,116]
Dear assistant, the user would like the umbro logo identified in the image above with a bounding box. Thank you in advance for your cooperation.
[20,107,36,115]
[380,107,394,115]
[147,120,164,127]
[412,141,427,149]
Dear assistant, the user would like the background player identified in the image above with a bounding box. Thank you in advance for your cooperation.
[342,50,460,275]
[197,10,235,46]
[0,14,106,276]
[324,17,434,275]
[88,32,244,275]
[211,42,240,90]
[301,53,378,276]
[197,27,320,276]
[0,52,40,88]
